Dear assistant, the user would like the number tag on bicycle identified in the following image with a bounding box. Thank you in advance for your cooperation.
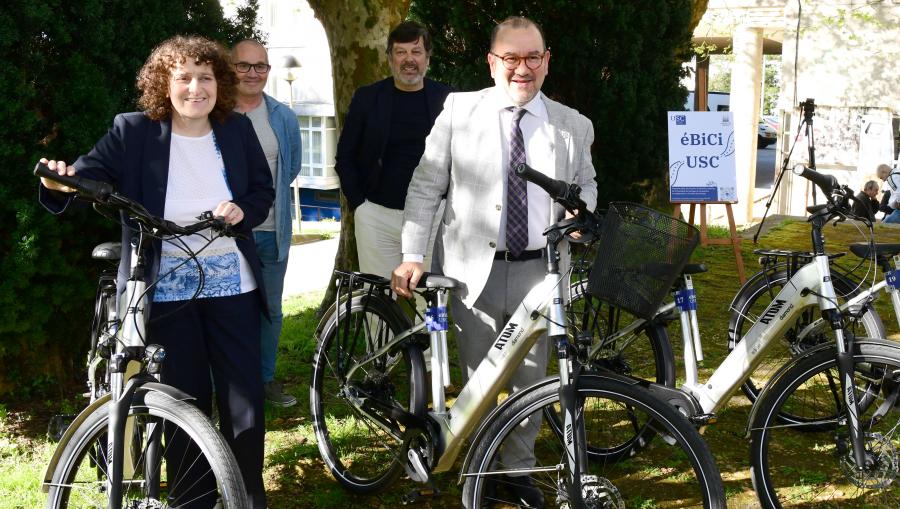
[887,269,900,290]
[425,306,449,332]
[676,288,698,312]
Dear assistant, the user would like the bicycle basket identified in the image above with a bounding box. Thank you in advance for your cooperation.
[587,202,699,319]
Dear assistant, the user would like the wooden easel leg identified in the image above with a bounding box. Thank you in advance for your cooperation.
[725,203,746,283]
[699,204,708,246]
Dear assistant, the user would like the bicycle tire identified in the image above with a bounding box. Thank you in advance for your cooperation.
[463,374,726,509]
[568,279,675,385]
[310,292,427,494]
[46,390,248,508]
[729,269,884,418]
[749,340,900,508]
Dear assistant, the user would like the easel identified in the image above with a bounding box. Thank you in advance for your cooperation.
[675,202,746,283]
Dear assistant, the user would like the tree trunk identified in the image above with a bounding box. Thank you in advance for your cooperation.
[690,1,709,32]
[308,0,410,316]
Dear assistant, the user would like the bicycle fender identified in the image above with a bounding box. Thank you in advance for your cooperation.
[457,371,642,484]
[743,338,900,437]
[132,381,195,404]
[41,381,196,492]
[42,393,113,492]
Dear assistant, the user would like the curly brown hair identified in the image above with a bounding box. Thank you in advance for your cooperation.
[137,35,237,122]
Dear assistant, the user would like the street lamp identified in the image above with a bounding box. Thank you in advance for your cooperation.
[281,55,301,109]
[281,55,302,232]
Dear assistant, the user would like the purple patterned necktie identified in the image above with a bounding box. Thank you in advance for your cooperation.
[506,107,528,257]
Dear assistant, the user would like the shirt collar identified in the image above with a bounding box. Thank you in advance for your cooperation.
[491,87,548,122]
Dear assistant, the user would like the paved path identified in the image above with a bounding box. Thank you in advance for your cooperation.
[283,238,339,297]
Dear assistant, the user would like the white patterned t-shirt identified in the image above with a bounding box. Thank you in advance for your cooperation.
[153,131,257,302]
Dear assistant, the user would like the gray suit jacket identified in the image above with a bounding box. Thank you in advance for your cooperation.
[402,88,597,307]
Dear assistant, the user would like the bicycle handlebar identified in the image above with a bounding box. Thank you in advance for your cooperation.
[792,165,839,196]
[35,161,236,238]
[35,161,114,202]
[515,163,587,213]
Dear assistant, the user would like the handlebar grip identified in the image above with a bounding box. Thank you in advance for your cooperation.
[792,165,838,195]
[515,163,569,199]
[34,162,113,201]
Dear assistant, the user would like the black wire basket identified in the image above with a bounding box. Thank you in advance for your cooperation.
[587,202,699,320]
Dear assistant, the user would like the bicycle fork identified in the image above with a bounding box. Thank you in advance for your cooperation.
[814,253,870,471]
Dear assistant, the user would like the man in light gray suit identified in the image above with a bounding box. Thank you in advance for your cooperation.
[392,16,596,508]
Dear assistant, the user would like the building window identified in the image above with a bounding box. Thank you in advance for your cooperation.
[299,115,337,179]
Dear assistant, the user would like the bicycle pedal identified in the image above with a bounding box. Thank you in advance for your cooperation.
[689,413,718,427]
[404,448,431,484]
[401,487,440,505]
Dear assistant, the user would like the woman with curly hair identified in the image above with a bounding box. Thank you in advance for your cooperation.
[38,34,272,508]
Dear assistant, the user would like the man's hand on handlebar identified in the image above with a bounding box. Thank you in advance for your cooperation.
[38,158,77,193]
[392,261,424,298]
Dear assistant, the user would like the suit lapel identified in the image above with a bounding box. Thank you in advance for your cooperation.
[543,97,570,181]
[477,93,503,188]
[544,97,571,221]
[212,118,239,195]
[143,119,171,218]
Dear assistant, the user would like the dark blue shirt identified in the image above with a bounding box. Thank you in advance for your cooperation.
[368,87,429,210]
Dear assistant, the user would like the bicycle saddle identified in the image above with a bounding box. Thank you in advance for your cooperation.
[682,263,708,275]
[849,242,900,261]
[420,273,461,290]
[92,242,122,261]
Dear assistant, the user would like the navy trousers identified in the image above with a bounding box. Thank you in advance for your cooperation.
[148,291,266,508]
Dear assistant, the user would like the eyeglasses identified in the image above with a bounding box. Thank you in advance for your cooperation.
[234,62,271,74]
[489,51,548,71]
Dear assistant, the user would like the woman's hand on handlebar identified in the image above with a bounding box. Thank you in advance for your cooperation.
[38,158,77,193]
[212,201,244,225]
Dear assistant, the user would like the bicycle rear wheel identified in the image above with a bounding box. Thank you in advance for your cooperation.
[310,292,426,494]
[729,269,883,420]
[463,374,726,508]
[46,390,247,508]
[568,279,675,385]
[750,340,900,508]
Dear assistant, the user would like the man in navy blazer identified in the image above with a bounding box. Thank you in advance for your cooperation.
[335,20,452,279]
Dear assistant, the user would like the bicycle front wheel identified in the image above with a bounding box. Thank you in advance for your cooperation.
[463,375,726,508]
[750,340,900,508]
[310,292,426,494]
[46,390,247,508]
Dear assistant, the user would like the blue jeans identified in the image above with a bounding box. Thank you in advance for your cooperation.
[254,231,289,383]
[884,209,900,223]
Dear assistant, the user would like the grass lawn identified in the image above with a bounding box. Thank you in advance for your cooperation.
[1,219,899,508]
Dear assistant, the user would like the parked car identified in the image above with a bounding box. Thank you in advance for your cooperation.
[761,114,780,132]
[758,121,777,148]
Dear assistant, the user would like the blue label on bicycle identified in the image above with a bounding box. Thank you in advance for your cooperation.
[426,306,449,332]
[888,270,900,290]
[675,288,697,311]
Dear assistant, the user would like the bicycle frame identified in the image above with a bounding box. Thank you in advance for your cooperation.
[681,258,835,413]
[431,267,566,473]
[674,207,876,470]
[339,237,583,480]
[801,253,900,334]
